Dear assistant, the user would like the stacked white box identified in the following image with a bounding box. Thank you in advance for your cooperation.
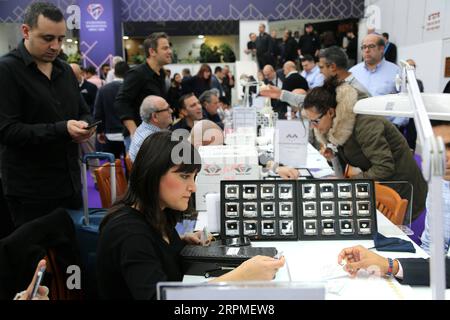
[195,145,261,210]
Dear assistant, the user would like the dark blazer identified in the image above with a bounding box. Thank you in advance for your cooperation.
[94,80,124,134]
[283,36,299,63]
[397,257,450,287]
[282,72,309,92]
[384,42,397,64]
[0,42,92,200]
[0,208,80,299]
[79,80,98,113]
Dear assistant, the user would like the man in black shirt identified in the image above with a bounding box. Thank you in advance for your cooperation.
[171,93,203,134]
[0,2,94,227]
[298,23,321,59]
[114,32,172,151]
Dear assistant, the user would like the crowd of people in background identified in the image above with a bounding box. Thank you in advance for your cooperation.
[1,1,449,300]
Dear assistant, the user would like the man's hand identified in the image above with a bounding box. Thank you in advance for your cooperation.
[67,120,95,143]
[259,85,282,99]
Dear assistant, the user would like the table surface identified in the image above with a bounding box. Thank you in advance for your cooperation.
[185,211,449,300]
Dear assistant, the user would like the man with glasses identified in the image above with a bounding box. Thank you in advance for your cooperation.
[349,34,407,129]
[128,96,173,162]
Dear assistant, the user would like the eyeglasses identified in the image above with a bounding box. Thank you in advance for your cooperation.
[360,44,377,50]
[309,113,325,125]
[155,106,172,113]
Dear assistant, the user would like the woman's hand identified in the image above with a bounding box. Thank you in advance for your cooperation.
[277,166,299,180]
[15,259,49,300]
[320,146,335,161]
[212,255,285,282]
[182,231,212,246]
[235,255,285,281]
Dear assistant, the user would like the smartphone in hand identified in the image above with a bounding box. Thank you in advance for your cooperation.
[85,120,102,130]
[31,266,46,299]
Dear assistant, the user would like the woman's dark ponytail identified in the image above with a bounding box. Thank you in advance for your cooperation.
[303,76,341,114]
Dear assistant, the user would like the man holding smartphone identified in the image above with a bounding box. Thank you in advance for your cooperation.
[0,3,94,227]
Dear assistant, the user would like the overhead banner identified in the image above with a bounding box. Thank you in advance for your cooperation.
[79,0,122,71]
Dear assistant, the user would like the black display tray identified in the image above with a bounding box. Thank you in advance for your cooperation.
[220,179,377,241]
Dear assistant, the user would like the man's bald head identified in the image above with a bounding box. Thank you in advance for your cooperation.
[283,61,297,75]
[262,64,276,81]
[361,33,385,67]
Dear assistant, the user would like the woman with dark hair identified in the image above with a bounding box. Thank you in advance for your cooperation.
[96,131,284,299]
[167,73,183,118]
[182,64,212,97]
[302,78,427,220]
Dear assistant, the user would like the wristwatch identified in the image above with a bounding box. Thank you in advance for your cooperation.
[385,258,394,277]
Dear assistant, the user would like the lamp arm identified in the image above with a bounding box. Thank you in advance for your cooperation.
[401,60,446,300]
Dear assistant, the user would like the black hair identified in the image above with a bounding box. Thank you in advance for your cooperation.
[303,77,342,114]
[301,54,315,63]
[85,66,97,75]
[214,66,222,74]
[382,32,389,40]
[23,2,64,28]
[219,96,229,105]
[179,92,195,110]
[114,61,130,78]
[101,131,201,240]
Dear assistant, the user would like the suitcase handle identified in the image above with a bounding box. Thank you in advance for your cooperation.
[81,152,116,226]
[82,152,115,163]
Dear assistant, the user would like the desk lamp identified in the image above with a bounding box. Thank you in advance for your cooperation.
[354,60,450,299]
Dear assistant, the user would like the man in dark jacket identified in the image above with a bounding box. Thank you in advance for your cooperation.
[94,61,130,159]
[114,32,172,151]
[0,2,94,227]
[382,32,397,64]
[255,23,274,69]
[282,30,298,64]
[70,63,98,114]
[298,24,321,58]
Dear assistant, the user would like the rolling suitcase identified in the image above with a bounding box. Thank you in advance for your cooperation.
[67,152,117,299]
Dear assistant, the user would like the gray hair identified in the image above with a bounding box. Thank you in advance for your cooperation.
[318,46,349,70]
[199,89,219,105]
[139,96,159,122]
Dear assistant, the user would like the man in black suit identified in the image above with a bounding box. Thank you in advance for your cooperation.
[382,32,397,64]
[94,61,130,159]
[255,23,274,70]
[70,63,98,113]
[282,30,298,64]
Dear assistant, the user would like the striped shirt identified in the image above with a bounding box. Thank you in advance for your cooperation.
[129,122,161,162]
